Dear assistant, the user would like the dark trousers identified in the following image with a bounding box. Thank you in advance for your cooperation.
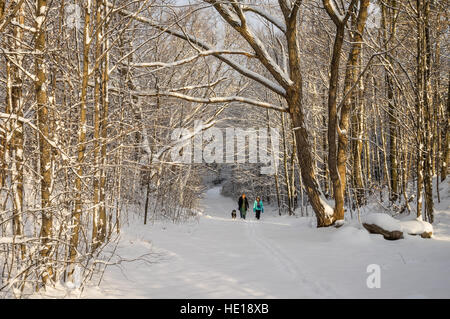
[255,210,261,220]
[240,210,246,219]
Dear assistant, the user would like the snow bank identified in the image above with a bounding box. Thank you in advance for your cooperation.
[401,218,433,236]
[362,213,402,232]
[362,213,433,238]
[330,225,372,245]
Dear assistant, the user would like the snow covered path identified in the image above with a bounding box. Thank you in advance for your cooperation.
[80,186,450,299]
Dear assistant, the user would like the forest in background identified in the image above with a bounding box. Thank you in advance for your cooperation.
[0,0,448,297]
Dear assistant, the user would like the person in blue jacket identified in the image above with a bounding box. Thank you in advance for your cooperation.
[253,197,264,220]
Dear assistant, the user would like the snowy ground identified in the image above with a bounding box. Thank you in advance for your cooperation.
[55,182,450,298]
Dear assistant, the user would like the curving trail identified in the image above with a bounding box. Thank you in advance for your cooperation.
[79,186,450,299]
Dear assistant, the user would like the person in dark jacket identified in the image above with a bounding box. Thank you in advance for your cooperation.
[238,193,249,219]
[253,197,264,220]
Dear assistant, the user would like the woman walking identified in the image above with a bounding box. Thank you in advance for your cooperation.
[253,197,264,220]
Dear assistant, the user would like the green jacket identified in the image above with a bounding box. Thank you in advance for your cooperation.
[253,200,264,213]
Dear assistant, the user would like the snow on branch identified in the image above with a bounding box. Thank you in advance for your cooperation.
[0,0,26,33]
[129,49,255,69]
[106,1,287,97]
[277,0,291,20]
[0,113,95,190]
[242,6,286,33]
[207,0,293,90]
[168,78,227,91]
[2,53,37,82]
[323,0,358,25]
[0,236,39,244]
[323,0,345,24]
[0,113,87,184]
[10,20,36,33]
[129,90,289,113]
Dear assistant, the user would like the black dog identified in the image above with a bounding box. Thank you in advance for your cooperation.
[231,209,237,219]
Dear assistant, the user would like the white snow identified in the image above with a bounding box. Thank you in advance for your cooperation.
[35,16,45,28]
[401,218,433,235]
[362,213,402,232]
[31,183,448,299]
[332,1,345,22]
[0,237,36,244]
[319,196,335,217]
[39,6,47,15]
[362,213,434,236]
[334,219,345,227]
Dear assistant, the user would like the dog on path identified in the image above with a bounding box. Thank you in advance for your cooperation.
[231,209,237,219]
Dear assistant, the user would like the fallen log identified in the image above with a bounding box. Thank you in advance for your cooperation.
[362,223,404,240]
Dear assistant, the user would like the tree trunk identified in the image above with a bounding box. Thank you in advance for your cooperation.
[322,114,329,197]
[327,24,346,221]
[285,5,334,227]
[281,112,293,215]
[442,71,450,181]
[267,109,281,215]
[290,123,297,213]
[340,0,370,208]
[351,75,366,207]
[99,5,109,243]
[416,0,427,219]
[381,0,399,201]
[289,100,334,227]
[92,0,108,250]
[422,0,434,223]
[68,0,91,281]
[35,0,53,285]
[92,0,102,251]
[10,0,25,258]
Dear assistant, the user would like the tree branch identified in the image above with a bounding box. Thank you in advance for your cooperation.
[107,1,286,97]
[129,90,289,112]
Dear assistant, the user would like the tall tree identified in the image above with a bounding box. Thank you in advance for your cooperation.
[68,0,92,281]
[337,0,370,210]
[380,0,399,201]
[322,0,358,221]
[415,0,434,222]
[9,0,25,258]
[35,0,53,284]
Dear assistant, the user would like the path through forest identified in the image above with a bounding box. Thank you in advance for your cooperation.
[67,185,450,298]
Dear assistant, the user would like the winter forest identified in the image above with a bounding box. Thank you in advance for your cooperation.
[0,0,449,299]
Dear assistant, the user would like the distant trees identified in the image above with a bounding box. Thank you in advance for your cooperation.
[124,0,448,224]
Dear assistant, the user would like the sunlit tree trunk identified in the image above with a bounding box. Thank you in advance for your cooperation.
[422,0,434,223]
[92,0,102,251]
[69,0,91,281]
[416,0,434,221]
[35,0,53,284]
[339,0,369,208]
[99,0,109,243]
[10,0,25,258]
[442,71,450,181]
[281,112,293,215]
[351,73,366,207]
[380,0,399,201]
[0,0,5,194]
